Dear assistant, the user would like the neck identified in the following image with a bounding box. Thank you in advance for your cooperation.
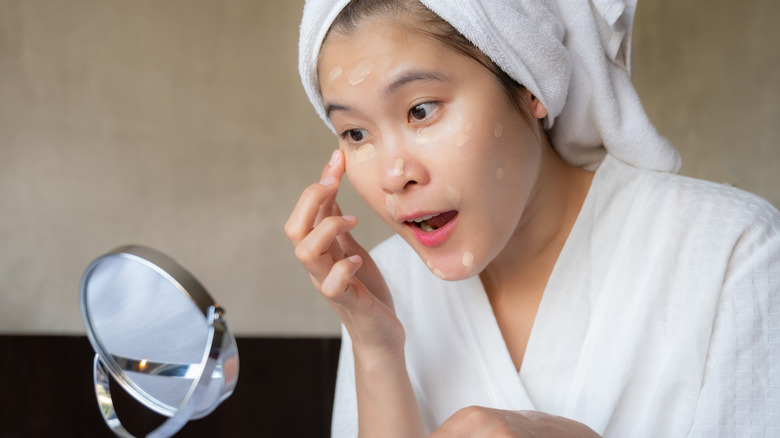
[480,144,593,299]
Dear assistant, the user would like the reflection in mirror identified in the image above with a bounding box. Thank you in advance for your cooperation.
[80,246,238,437]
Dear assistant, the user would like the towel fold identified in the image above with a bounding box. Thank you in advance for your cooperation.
[299,0,681,172]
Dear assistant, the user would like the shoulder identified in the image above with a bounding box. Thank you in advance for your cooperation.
[595,155,780,239]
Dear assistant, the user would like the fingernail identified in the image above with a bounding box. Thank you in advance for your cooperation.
[348,255,361,263]
[320,175,336,186]
[342,215,356,223]
[329,150,340,166]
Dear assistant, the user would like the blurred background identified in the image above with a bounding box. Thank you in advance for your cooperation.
[1,0,778,338]
[0,0,778,435]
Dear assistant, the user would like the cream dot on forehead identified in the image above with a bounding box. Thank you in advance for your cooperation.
[348,60,373,85]
[392,158,405,176]
[495,167,505,181]
[327,66,343,83]
[352,143,375,163]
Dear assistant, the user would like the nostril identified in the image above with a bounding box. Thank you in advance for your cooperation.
[403,180,418,189]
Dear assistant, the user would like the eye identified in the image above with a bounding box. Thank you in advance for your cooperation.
[340,128,369,144]
[408,102,439,122]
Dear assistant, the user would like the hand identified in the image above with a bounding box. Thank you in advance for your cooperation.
[430,407,600,438]
[285,150,404,355]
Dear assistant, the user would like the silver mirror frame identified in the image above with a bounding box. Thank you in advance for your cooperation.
[80,245,238,437]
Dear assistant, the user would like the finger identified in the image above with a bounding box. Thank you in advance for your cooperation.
[285,150,345,245]
[316,150,345,223]
[295,214,358,281]
[319,255,362,301]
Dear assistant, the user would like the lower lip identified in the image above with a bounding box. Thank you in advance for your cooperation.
[407,213,459,247]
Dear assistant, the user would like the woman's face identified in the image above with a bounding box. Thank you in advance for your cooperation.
[318,17,546,281]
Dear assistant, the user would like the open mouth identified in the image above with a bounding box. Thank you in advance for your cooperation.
[405,210,459,232]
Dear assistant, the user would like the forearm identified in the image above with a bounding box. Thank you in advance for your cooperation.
[353,347,425,438]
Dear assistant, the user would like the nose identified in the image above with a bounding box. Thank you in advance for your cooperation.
[380,135,427,194]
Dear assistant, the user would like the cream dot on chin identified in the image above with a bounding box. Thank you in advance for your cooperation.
[462,251,475,268]
[433,269,446,280]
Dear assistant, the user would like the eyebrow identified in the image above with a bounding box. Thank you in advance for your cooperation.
[324,69,449,119]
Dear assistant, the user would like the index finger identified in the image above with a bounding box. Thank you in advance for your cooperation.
[285,150,345,245]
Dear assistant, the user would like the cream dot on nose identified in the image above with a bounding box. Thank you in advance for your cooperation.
[392,158,405,176]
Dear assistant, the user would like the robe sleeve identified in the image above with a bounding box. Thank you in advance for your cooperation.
[687,205,780,436]
[331,324,359,438]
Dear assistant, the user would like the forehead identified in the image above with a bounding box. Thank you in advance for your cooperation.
[317,17,456,85]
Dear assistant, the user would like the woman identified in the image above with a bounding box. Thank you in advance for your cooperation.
[286,0,779,436]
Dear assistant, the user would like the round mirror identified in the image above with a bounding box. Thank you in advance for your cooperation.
[80,245,239,437]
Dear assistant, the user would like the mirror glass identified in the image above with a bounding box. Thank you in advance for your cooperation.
[80,246,238,436]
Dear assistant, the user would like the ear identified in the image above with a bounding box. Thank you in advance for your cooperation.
[529,94,548,120]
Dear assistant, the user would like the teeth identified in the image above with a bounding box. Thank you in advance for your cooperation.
[420,222,435,232]
[412,213,438,223]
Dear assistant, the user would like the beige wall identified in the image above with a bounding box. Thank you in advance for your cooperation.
[1,0,777,336]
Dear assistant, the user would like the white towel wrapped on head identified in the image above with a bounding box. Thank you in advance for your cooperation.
[298,0,681,172]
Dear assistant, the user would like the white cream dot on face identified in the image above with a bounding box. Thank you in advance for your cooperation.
[353,143,376,163]
[494,122,504,138]
[495,167,505,181]
[426,260,435,270]
[462,251,475,268]
[348,60,373,85]
[433,269,446,280]
[416,126,442,145]
[455,133,470,148]
[447,184,462,208]
[385,193,400,218]
[327,66,343,83]
[392,158,405,176]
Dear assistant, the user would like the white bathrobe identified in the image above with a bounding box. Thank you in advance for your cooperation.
[331,155,780,437]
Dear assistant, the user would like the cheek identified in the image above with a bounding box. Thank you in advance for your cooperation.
[345,153,398,220]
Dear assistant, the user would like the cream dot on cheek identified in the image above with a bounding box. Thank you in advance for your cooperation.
[455,133,470,148]
[494,123,504,138]
[348,60,373,85]
[416,126,443,145]
[392,158,405,176]
[352,143,376,163]
[447,184,462,209]
[385,193,400,218]
[327,66,343,82]
[495,167,505,181]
